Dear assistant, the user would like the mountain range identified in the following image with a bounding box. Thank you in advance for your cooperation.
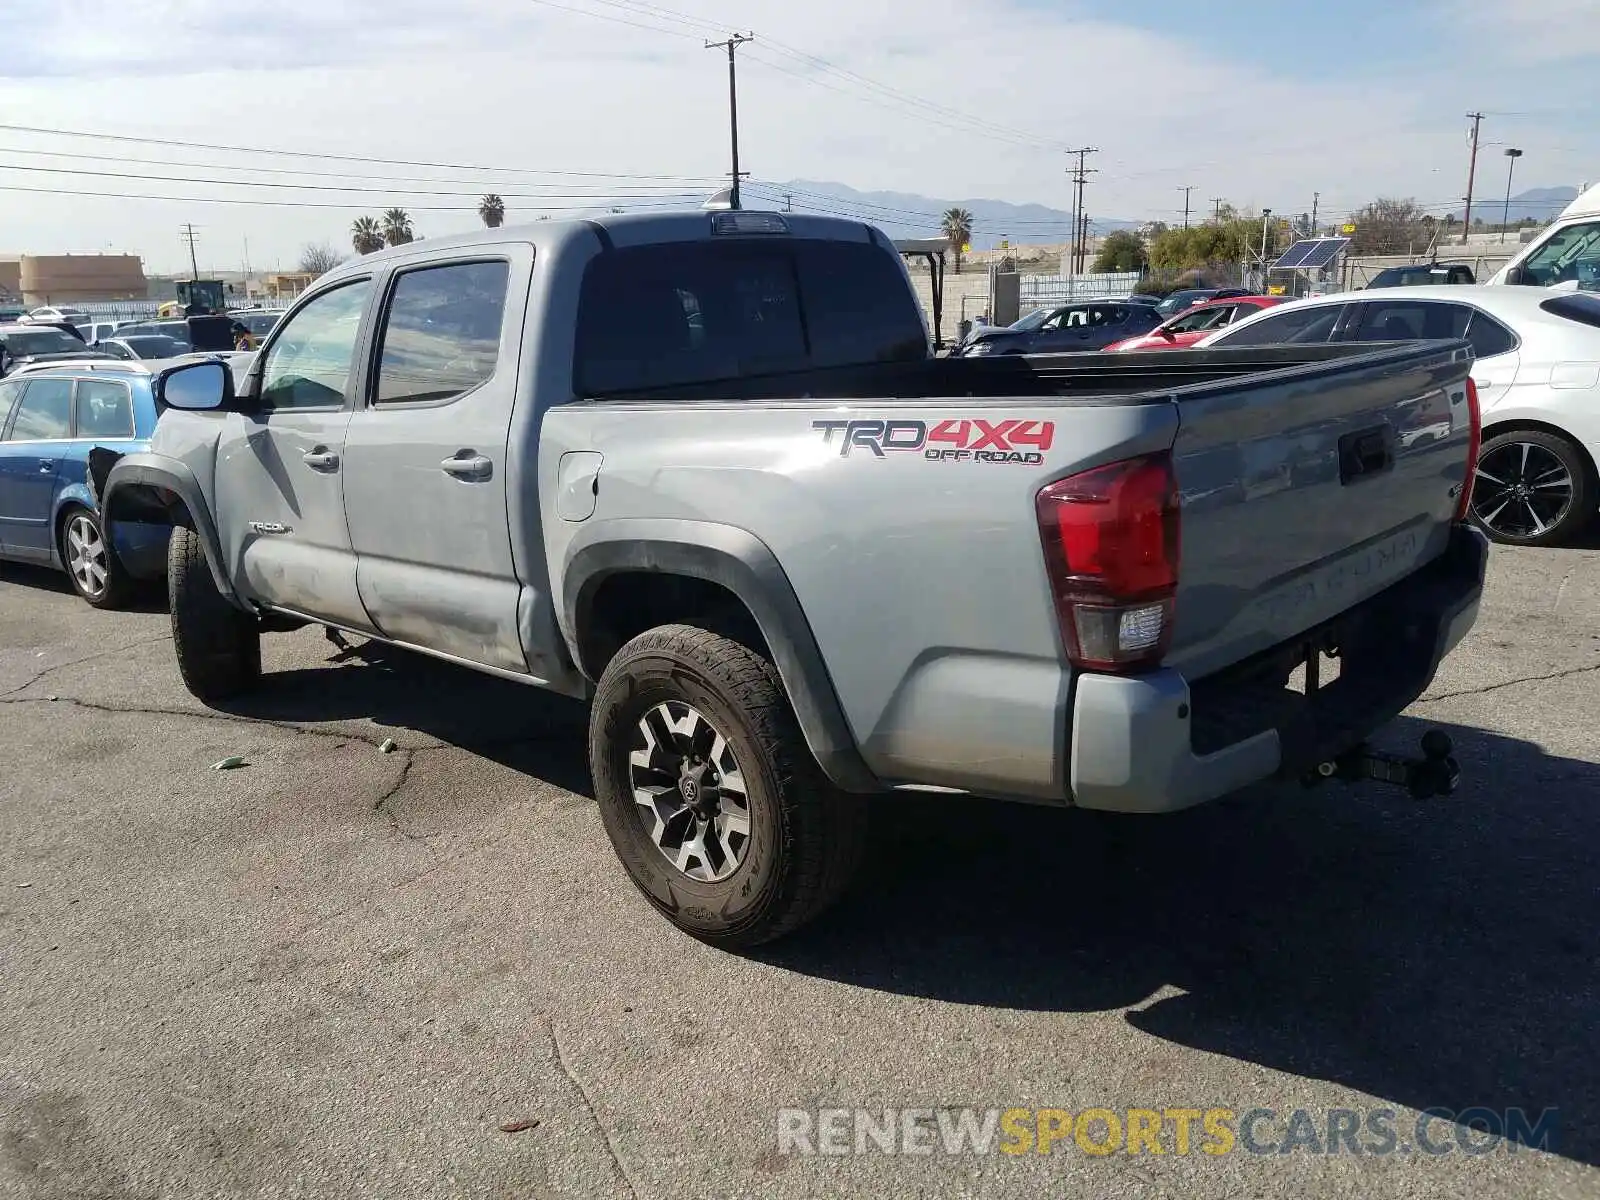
[756,180,1139,248]
[750,180,1586,247]
[1447,186,1581,224]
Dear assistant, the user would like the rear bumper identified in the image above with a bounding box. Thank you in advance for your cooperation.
[109,521,172,580]
[1068,524,1488,813]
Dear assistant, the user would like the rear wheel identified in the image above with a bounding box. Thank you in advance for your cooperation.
[1470,429,1592,546]
[169,525,261,701]
[588,624,867,948]
[58,505,132,610]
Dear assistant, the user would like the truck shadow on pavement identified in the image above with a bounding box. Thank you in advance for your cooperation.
[212,642,1596,1165]
[767,714,1600,1166]
[219,638,594,797]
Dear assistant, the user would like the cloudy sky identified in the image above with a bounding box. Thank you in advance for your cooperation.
[1,0,1596,272]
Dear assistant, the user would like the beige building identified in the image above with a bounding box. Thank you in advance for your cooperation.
[0,252,148,304]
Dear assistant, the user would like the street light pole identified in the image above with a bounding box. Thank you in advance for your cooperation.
[1500,148,1524,243]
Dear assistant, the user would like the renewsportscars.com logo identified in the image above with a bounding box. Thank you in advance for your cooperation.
[775,1106,1559,1159]
[814,418,1056,464]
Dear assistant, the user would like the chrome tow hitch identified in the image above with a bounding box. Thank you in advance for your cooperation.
[1306,730,1460,800]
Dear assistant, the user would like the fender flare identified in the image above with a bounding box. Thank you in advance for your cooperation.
[562,519,879,794]
[102,452,239,603]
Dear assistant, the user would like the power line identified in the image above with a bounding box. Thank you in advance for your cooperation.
[0,181,702,214]
[0,158,711,201]
[0,122,717,182]
[0,143,724,190]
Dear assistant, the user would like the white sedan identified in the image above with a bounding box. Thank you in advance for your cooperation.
[1197,285,1600,545]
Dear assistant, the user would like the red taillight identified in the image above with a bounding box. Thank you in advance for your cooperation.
[1036,452,1181,672]
[1455,377,1482,522]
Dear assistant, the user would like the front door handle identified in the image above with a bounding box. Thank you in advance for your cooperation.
[302,448,340,472]
[441,452,493,481]
[37,459,55,474]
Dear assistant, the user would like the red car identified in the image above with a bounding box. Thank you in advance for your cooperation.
[1103,295,1285,351]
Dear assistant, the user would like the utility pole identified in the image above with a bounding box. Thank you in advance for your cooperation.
[1077,211,1091,274]
[180,223,200,280]
[1462,111,1484,245]
[1180,185,1194,230]
[1310,192,1320,235]
[782,192,792,213]
[705,33,754,210]
[1210,196,1225,224]
[1064,147,1098,277]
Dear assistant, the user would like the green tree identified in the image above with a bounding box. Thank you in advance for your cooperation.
[1092,229,1147,273]
[478,194,506,228]
[382,208,415,247]
[351,216,384,255]
[941,207,974,274]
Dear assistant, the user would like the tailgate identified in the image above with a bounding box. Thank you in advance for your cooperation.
[1166,341,1475,678]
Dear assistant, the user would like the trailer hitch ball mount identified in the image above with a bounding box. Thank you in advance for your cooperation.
[1307,730,1460,800]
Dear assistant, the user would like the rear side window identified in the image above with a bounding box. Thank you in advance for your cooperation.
[1464,311,1518,358]
[1344,300,1469,342]
[1540,293,1600,329]
[374,260,510,405]
[574,238,927,396]
[1214,304,1343,347]
[5,378,73,440]
[75,379,135,439]
[0,379,22,430]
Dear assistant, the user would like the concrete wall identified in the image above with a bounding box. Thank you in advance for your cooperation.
[17,253,147,304]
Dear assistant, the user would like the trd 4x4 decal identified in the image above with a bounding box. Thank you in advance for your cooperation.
[813,418,1054,464]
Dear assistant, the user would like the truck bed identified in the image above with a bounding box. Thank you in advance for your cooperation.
[584,341,1457,403]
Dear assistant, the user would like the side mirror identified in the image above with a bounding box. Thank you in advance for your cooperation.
[1502,265,1527,286]
[156,360,234,411]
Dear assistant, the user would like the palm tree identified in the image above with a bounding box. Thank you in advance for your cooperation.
[478,194,506,229]
[351,216,384,255]
[941,207,974,274]
[381,208,414,246]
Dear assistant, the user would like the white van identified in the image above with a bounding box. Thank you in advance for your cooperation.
[1488,181,1600,290]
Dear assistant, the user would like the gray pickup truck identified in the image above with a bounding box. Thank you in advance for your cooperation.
[104,211,1488,947]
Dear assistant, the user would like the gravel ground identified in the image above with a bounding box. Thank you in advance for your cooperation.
[1,541,1598,1200]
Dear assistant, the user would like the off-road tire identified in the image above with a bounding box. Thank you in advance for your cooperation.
[589,623,867,948]
[169,525,261,701]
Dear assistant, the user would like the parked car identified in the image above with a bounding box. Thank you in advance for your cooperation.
[1103,296,1285,351]
[1153,287,1254,318]
[959,299,1164,354]
[1198,285,1600,545]
[1365,263,1476,289]
[106,211,1483,947]
[26,306,91,334]
[95,334,194,361]
[0,361,171,606]
[0,323,113,375]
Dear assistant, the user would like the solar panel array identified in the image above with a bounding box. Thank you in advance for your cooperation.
[1272,237,1351,271]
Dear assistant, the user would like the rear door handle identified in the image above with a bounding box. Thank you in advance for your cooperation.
[301,448,340,472]
[37,459,55,474]
[441,452,493,481]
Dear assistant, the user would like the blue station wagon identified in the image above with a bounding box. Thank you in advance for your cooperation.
[0,362,172,607]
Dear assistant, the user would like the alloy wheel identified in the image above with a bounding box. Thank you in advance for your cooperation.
[65,512,110,600]
[627,700,752,882]
[1471,441,1574,540]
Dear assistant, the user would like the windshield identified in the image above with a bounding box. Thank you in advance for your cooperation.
[4,329,87,356]
[1010,307,1056,332]
[123,335,189,358]
[1155,290,1211,317]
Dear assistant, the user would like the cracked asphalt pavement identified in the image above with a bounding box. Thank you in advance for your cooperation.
[2,543,1599,1200]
